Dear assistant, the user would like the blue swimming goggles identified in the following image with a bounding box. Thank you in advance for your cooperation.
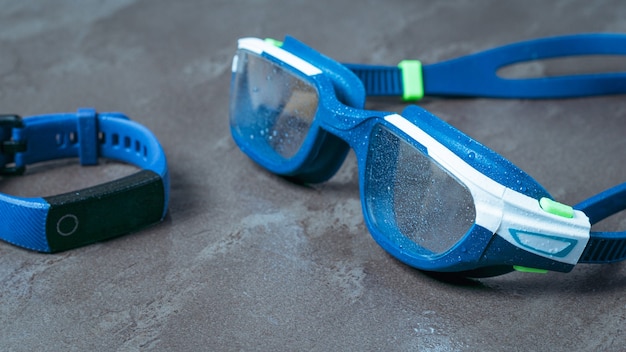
[229,34,626,277]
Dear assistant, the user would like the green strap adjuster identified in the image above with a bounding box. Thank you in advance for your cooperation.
[513,265,548,274]
[398,60,424,101]
[264,38,284,47]
[539,197,575,218]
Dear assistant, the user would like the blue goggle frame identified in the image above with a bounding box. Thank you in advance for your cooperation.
[230,34,626,277]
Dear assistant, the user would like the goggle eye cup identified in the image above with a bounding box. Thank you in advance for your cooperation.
[230,47,351,183]
[364,124,476,256]
[230,50,319,163]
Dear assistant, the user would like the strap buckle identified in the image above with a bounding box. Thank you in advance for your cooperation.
[0,114,26,175]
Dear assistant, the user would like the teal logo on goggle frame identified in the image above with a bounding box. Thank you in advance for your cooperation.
[508,229,578,258]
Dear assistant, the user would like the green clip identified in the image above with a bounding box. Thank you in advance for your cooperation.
[539,197,574,219]
[398,60,424,101]
[264,38,284,47]
[513,266,548,274]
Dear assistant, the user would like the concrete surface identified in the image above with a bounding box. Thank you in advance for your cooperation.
[1,1,626,351]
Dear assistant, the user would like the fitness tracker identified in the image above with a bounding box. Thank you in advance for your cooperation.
[0,108,169,253]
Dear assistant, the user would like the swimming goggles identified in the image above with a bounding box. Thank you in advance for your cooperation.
[229,34,626,277]
[0,108,169,253]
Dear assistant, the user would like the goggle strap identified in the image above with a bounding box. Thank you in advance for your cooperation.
[347,33,626,99]
[343,61,424,101]
[575,182,626,263]
[426,33,626,98]
[579,232,626,264]
[342,63,404,97]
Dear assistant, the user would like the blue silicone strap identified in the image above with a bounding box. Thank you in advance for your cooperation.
[0,108,169,252]
[344,64,403,96]
[575,183,626,263]
[0,194,49,251]
[345,33,626,99]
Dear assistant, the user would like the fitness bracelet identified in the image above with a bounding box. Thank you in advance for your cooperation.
[0,108,169,253]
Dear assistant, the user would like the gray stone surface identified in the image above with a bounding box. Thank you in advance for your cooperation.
[1,1,626,351]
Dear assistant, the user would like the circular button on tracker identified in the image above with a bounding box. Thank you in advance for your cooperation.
[0,108,169,253]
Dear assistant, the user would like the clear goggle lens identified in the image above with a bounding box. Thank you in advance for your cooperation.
[232,50,476,255]
[365,124,476,255]
[230,50,319,160]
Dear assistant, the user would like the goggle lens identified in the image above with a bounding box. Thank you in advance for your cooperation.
[365,125,476,255]
[232,48,477,257]
[230,50,319,160]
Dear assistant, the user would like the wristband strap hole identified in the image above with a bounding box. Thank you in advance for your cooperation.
[69,132,78,144]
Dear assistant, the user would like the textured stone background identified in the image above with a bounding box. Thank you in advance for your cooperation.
[1,1,625,351]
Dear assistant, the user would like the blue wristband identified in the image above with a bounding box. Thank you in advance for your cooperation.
[0,108,169,253]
